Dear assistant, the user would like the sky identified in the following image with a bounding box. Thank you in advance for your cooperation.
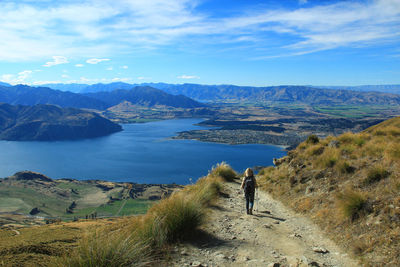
[0,0,399,86]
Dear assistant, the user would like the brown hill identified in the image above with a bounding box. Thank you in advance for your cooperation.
[258,116,400,266]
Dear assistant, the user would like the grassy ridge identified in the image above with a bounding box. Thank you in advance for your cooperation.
[258,117,400,266]
[61,163,236,267]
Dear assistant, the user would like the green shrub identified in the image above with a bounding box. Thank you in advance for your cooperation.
[210,162,237,182]
[364,166,390,185]
[306,134,319,144]
[337,190,368,221]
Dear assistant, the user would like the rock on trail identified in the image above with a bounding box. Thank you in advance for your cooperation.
[170,180,358,267]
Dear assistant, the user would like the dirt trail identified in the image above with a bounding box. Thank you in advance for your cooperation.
[171,180,358,267]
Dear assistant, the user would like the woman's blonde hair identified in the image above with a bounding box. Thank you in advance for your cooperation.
[245,168,254,177]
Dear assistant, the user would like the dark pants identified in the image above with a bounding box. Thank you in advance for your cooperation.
[245,192,255,211]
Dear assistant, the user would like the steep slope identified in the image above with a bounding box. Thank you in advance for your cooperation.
[0,103,122,141]
[0,85,107,109]
[258,117,400,265]
[84,86,205,108]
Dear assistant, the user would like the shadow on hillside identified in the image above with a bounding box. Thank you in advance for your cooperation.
[219,191,230,198]
[253,210,286,222]
[209,204,228,212]
[182,229,227,249]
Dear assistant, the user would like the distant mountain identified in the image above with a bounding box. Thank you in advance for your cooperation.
[40,83,89,93]
[80,82,134,93]
[151,84,400,105]
[84,86,205,108]
[0,103,122,141]
[0,82,10,87]
[34,82,400,105]
[315,85,400,94]
[0,85,107,110]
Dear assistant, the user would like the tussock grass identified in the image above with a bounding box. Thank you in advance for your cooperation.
[209,162,237,182]
[315,147,339,168]
[306,144,324,156]
[364,165,390,185]
[141,194,204,246]
[62,227,152,267]
[337,189,368,221]
[62,164,231,266]
[306,134,319,144]
[336,160,354,174]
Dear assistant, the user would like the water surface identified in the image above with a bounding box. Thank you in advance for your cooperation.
[0,119,286,184]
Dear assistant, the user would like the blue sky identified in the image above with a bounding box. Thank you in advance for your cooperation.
[0,0,399,86]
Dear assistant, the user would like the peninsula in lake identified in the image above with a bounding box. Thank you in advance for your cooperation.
[0,103,121,141]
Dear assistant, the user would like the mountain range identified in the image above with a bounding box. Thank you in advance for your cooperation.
[0,84,204,110]
[0,83,399,110]
[41,82,400,95]
[43,82,400,105]
[0,103,122,141]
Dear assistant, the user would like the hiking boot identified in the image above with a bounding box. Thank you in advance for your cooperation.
[249,209,253,215]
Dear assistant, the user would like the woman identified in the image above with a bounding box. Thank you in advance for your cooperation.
[241,168,257,215]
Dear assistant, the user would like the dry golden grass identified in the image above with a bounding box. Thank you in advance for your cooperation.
[209,162,237,182]
[257,116,400,265]
[336,189,369,221]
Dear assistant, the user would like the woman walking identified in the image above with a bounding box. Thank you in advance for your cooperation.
[241,168,257,215]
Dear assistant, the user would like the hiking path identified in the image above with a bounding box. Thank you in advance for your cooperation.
[170,179,358,267]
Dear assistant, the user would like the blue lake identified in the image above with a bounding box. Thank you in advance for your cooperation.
[0,119,286,184]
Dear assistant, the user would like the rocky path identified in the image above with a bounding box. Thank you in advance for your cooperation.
[170,180,358,267]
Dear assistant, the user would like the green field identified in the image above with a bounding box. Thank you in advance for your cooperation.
[313,105,398,118]
[0,178,158,222]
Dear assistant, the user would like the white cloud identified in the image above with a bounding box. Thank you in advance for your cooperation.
[0,0,399,61]
[111,77,132,82]
[1,70,33,84]
[177,75,200,79]
[86,58,110,64]
[18,70,32,79]
[75,64,84,67]
[61,74,69,78]
[299,0,308,5]
[121,65,128,69]
[43,56,68,67]
[106,67,113,71]
[137,76,151,80]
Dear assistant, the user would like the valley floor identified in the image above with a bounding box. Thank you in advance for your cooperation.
[170,180,358,267]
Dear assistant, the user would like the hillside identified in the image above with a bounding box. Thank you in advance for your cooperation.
[0,103,122,141]
[84,86,205,108]
[258,117,400,265]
